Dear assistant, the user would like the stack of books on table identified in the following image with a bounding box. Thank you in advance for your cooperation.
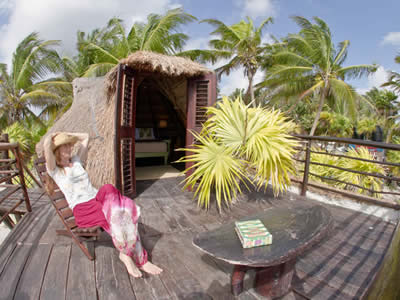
[235,219,273,248]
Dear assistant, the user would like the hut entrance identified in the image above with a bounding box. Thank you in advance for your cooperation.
[135,79,186,170]
[113,61,216,197]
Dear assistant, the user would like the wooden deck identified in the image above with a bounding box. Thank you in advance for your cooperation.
[0,176,396,299]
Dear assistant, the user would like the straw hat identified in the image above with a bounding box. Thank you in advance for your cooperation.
[52,133,79,151]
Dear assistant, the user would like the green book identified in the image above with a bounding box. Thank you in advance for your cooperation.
[235,219,272,248]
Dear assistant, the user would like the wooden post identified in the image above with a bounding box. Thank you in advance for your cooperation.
[13,145,32,212]
[0,134,12,184]
[301,140,311,196]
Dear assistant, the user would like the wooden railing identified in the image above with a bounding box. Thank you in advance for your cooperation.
[293,135,400,210]
[0,134,32,228]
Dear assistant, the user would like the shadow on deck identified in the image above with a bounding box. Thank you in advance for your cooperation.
[0,176,396,299]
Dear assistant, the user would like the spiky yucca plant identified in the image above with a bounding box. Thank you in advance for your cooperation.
[178,96,298,210]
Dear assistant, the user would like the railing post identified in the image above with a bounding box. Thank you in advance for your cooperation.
[301,140,311,196]
[0,134,12,184]
[13,145,32,212]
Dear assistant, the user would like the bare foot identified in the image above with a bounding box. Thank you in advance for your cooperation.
[119,253,142,278]
[140,262,163,275]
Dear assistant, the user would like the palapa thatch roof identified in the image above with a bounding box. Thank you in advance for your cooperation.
[106,51,211,98]
[36,52,212,188]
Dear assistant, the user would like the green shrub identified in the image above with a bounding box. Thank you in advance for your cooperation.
[308,147,386,198]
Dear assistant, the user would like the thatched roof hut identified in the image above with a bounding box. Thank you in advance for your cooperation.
[36,51,216,195]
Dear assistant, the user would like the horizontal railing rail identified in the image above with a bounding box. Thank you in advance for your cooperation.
[0,134,32,229]
[293,135,400,208]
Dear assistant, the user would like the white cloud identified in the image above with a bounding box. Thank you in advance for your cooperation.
[368,66,389,88]
[382,32,400,46]
[219,67,264,97]
[183,37,209,51]
[0,0,176,65]
[356,66,389,95]
[0,0,13,13]
[241,0,276,19]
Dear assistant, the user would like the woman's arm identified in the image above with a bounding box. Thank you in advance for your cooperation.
[71,132,90,163]
[44,133,58,172]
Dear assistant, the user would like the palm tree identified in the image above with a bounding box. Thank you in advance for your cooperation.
[382,54,400,93]
[0,32,63,126]
[365,87,398,118]
[363,87,399,142]
[197,17,274,106]
[260,16,377,135]
[76,8,196,77]
[178,96,298,210]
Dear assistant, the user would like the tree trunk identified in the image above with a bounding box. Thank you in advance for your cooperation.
[309,89,328,136]
[247,72,256,108]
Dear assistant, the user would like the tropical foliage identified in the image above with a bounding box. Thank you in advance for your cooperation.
[197,16,274,106]
[314,111,353,137]
[2,121,49,187]
[0,32,63,127]
[309,147,386,198]
[178,96,298,209]
[382,71,400,94]
[387,137,400,179]
[75,8,196,77]
[260,16,377,135]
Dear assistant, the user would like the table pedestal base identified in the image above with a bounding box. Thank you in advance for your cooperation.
[231,258,296,299]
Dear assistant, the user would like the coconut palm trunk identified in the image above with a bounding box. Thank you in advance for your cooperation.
[247,71,256,107]
[309,87,328,136]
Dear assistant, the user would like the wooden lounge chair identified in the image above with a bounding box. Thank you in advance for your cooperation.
[34,157,101,260]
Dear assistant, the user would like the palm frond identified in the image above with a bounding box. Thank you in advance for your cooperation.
[82,62,116,77]
[337,64,378,80]
[178,131,250,210]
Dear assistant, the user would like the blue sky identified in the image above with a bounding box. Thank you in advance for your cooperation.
[0,0,399,95]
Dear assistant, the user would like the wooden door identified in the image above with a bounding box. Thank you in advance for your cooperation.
[186,73,217,174]
[115,64,137,198]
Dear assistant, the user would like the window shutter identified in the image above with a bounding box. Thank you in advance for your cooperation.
[115,64,136,198]
[186,73,217,175]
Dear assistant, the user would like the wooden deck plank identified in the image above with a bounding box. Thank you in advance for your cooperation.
[0,182,397,300]
[143,234,208,299]
[0,201,53,271]
[166,232,240,299]
[0,242,17,276]
[66,242,97,299]
[138,201,176,235]
[95,242,137,300]
[153,195,201,233]
[292,269,355,300]
[40,243,71,300]
[0,188,46,213]
[170,195,223,231]
[13,244,52,300]
[0,202,53,247]
[0,244,32,300]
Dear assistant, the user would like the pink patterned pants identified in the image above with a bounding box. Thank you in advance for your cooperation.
[74,184,148,267]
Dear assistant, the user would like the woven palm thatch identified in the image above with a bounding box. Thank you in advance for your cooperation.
[36,77,114,188]
[36,52,212,188]
[105,51,211,99]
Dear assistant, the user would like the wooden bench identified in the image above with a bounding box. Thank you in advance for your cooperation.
[34,157,102,260]
[193,205,333,298]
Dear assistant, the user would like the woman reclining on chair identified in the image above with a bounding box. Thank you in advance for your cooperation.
[44,131,162,278]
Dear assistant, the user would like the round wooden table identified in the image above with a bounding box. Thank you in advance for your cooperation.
[192,205,333,298]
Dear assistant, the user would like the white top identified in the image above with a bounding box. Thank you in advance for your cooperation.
[47,156,98,209]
